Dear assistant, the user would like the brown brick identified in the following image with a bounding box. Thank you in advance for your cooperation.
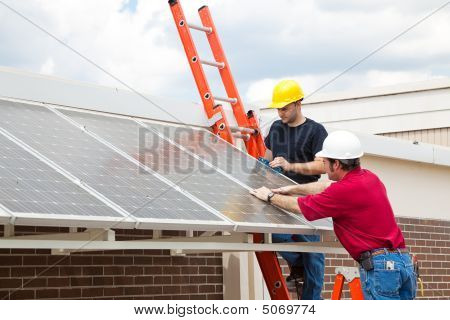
[114,256,134,265]
[135,276,153,285]
[207,294,223,299]
[190,276,206,284]
[103,287,124,297]
[92,256,113,265]
[124,286,144,296]
[154,276,171,285]
[83,266,103,276]
[125,266,144,275]
[153,257,171,265]
[199,266,215,274]
[11,267,35,277]
[23,277,47,288]
[144,286,163,295]
[59,266,81,276]
[114,276,133,286]
[9,289,35,299]
[134,256,153,265]
[60,288,82,299]
[189,294,207,300]
[0,267,11,277]
[163,285,181,294]
[173,276,190,285]
[104,266,124,276]
[189,257,206,265]
[206,257,221,266]
[172,256,188,266]
[163,266,181,275]
[47,256,70,266]
[70,256,92,265]
[82,287,103,298]
[0,278,22,289]
[181,285,198,294]
[47,277,70,287]
[199,285,215,293]
[70,277,92,287]
[181,266,198,274]
[143,266,162,275]
[22,256,47,266]
[142,249,163,255]
[207,275,222,283]
[93,276,114,286]
[0,256,22,266]
[36,289,58,299]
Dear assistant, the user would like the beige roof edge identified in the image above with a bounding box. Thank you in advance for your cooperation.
[257,77,450,108]
[325,126,450,168]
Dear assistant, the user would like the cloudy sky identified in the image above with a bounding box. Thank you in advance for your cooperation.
[1,0,449,104]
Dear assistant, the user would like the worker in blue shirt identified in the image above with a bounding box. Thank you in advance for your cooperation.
[264,80,327,300]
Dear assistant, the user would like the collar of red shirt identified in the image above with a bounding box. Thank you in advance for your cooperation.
[340,166,363,181]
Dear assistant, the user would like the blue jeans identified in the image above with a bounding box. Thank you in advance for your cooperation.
[272,233,325,300]
[359,250,417,300]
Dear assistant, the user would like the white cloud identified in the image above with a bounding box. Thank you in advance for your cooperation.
[0,0,449,103]
[39,57,55,75]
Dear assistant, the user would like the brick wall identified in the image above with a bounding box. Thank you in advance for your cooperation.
[0,226,223,300]
[1,217,449,300]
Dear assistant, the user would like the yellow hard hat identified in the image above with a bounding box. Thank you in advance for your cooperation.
[269,79,305,109]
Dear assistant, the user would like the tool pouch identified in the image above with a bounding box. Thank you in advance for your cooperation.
[359,251,374,271]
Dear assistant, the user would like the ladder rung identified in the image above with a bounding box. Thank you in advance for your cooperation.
[215,96,238,104]
[230,126,256,134]
[187,22,212,33]
[232,133,250,141]
[200,59,225,69]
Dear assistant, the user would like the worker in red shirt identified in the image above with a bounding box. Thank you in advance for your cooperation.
[251,130,417,300]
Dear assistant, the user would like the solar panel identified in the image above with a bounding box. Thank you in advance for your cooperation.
[59,109,321,233]
[150,124,333,229]
[0,129,134,228]
[0,100,232,231]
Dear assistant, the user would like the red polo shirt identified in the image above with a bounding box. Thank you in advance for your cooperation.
[298,167,405,260]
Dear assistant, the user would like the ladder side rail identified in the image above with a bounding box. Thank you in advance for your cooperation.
[198,6,266,158]
[169,0,235,144]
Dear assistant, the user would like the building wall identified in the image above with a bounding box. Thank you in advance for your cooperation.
[380,127,450,147]
[0,227,223,300]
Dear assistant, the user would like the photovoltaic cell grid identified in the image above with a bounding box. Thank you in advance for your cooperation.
[0,131,122,218]
[60,109,307,226]
[0,101,223,224]
[150,124,333,228]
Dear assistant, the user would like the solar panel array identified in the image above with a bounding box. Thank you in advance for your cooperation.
[0,99,332,233]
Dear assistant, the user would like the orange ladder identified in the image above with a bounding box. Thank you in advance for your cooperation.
[331,267,364,300]
[168,0,289,299]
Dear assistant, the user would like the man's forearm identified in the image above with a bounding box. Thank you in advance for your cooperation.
[288,160,325,175]
[270,194,301,214]
[284,181,332,195]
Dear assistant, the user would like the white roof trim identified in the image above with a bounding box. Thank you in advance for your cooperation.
[256,78,450,107]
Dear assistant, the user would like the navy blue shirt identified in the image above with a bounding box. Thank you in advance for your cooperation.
[264,118,328,184]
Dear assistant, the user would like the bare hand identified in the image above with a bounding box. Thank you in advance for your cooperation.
[250,186,271,202]
[269,157,291,171]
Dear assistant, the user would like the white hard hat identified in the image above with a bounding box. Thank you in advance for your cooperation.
[316,130,364,159]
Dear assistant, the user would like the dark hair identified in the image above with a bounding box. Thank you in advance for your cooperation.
[328,158,360,171]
